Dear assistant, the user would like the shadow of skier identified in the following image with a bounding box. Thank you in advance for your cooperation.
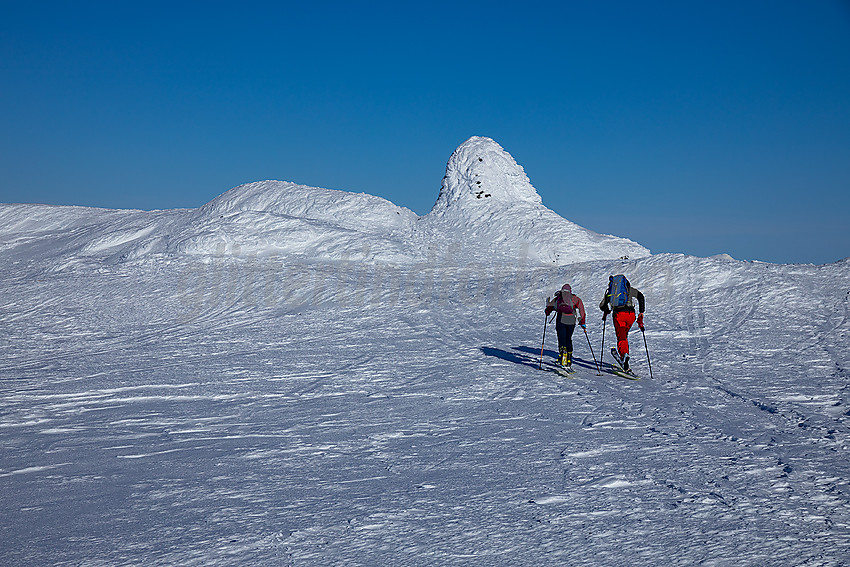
[512,345,600,372]
[480,346,541,369]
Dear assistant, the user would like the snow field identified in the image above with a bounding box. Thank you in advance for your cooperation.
[1,252,848,566]
[1,135,847,564]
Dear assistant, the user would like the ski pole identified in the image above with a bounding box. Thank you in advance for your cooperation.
[641,328,654,379]
[600,314,607,370]
[583,325,601,375]
[538,299,550,369]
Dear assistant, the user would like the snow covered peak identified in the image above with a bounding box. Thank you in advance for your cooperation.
[431,136,542,213]
[0,138,649,267]
[422,136,649,265]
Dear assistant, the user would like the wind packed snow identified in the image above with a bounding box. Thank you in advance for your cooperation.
[1,137,849,566]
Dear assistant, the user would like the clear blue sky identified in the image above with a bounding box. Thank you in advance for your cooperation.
[2,1,848,264]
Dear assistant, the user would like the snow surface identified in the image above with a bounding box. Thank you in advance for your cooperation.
[1,138,849,566]
[0,137,647,269]
[424,137,648,265]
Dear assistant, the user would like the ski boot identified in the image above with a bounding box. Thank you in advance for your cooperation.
[558,347,573,372]
[611,347,628,371]
[558,347,568,368]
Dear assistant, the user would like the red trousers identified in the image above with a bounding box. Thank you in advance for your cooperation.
[612,311,636,357]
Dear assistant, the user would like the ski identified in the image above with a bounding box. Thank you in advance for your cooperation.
[554,366,577,378]
[541,363,577,378]
[612,368,640,380]
[610,361,639,380]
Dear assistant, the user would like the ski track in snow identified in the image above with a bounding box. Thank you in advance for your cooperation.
[1,254,849,566]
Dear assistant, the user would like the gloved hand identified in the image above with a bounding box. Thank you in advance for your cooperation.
[580,323,586,330]
[637,313,645,330]
[545,306,553,316]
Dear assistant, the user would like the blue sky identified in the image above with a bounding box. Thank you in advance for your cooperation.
[2,1,848,264]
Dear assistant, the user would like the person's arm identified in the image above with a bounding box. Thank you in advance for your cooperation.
[545,295,556,315]
[633,288,646,329]
[633,288,646,314]
[575,296,586,326]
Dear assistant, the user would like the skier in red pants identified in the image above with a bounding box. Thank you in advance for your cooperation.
[599,275,645,372]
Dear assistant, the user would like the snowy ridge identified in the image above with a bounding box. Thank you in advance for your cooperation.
[197,180,418,234]
[0,203,183,269]
[0,137,649,268]
[171,180,420,262]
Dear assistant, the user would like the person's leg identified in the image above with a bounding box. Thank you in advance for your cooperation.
[613,311,636,358]
[555,321,568,365]
[564,323,575,366]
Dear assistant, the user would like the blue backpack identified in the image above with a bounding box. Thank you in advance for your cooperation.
[608,275,630,309]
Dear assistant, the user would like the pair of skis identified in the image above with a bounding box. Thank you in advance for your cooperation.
[538,307,640,380]
[545,360,639,380]
[601,312,654,380]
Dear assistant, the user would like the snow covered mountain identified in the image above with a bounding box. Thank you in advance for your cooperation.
[0,136,647,269]
[424,136,648,265]
[1,139,849,566]
[163,136,648,266]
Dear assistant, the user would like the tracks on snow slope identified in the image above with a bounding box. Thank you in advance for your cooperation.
[1,255,849,565]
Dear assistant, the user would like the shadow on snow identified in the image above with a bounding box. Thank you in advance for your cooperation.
[481,345,601,373]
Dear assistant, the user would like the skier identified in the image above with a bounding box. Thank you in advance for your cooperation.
[545,284,587,370]
[599,275,645,372]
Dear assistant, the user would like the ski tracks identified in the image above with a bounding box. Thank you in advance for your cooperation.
[2,257,850,565]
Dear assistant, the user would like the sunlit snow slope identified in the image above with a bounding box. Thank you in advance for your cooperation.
[0,138,848,566]
[0,137,648,268]
[424,136,648,264]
